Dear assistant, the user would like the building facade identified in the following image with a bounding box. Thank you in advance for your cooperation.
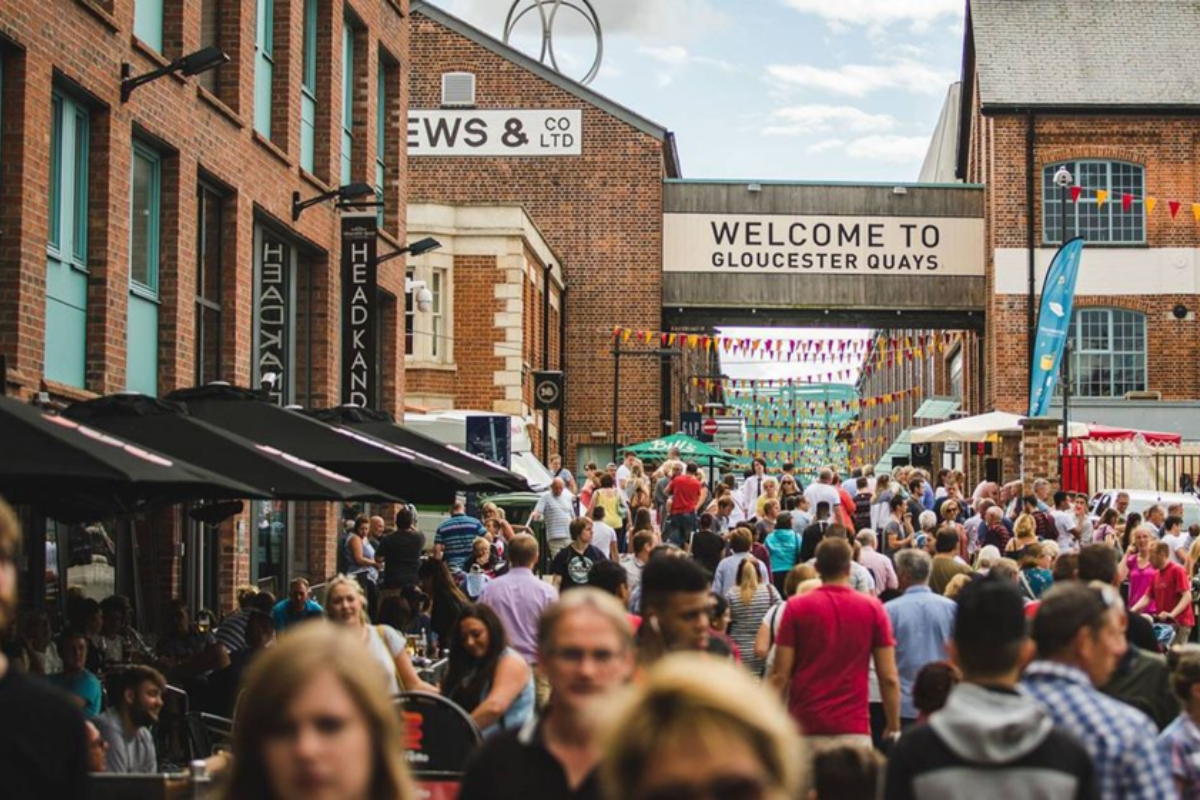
[406,2,679,472]
[0,0,411,615]
[952,0,1200,439]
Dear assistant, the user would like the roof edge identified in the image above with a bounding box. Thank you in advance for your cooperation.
[411,1,672,146]
[981,103,1200,116]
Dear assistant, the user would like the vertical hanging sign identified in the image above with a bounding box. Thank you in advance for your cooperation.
[341,211,378,407]
[1028,237,1085,417]
[258,232,290,406]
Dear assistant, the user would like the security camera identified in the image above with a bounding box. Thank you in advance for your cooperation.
[416,287,433,313]
[1053,166,1073,188]
[261,372,278,390]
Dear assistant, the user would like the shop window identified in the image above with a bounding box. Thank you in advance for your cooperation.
[196,181,225,384]
[45,89,90,388]
[254,0,275,138]
[128,140,161,396]
[134,0,165,52]
[300,0,319,172]
[1066,308,1147,398]
[1043,160,1145,244]
[340,18,356,184]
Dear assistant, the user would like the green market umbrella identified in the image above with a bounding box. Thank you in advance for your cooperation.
[621,433,736,466]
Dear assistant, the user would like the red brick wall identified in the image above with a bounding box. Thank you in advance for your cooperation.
[407,12,667,467]
[0,0,410,612]
[964,84,1200,413]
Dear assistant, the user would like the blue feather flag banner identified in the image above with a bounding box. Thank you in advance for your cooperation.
[1028,237,1085,417]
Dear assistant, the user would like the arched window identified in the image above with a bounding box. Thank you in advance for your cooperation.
[1066,308,1147,398]
[1043,160,1145,244]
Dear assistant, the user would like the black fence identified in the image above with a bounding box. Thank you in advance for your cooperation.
[1061,448,1200,495]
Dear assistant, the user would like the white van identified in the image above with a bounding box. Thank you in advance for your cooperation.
[403,410,553,492]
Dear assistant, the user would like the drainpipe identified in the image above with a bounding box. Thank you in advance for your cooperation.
[1026,110,1037,409]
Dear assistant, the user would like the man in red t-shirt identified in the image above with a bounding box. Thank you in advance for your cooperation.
[770,537,901,747]
[1146,540,1195,644]
[664,462,707,548]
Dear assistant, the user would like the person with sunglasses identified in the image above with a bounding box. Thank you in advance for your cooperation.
[598,653,808,800]
[459,589,636,800]
[1022,581,1174,799]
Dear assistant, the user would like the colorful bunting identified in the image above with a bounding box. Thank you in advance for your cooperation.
[1170,200,1182,219]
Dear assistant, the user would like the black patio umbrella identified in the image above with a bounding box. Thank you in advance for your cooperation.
[307,405,530,493]
[166,384,476,504]
[0,395,265,518]
[64,394,399,503]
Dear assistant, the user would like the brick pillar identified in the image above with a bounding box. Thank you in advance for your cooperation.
[1021,418,1060,493]
[998,431,1022,485]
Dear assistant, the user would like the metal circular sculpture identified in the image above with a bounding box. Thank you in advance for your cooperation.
[504,0,604,86]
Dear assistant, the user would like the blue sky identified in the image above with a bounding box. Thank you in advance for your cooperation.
[436,0,966,181]
[434,0,968,382]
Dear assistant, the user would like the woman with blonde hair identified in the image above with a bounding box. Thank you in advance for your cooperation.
[725,557,780,676]
[598,653,808,800]
[324,575,437,695]
[221,622,414,800]
[1006,513,1039,557]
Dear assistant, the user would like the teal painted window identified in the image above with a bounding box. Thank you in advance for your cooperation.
[127,142,161,396]
[45,90,90,388]
[341,21,354,185]
[300,0,318,172]
[196,183,225,384]
[134,0,164,52]
[255,0,275,138]
[375,59,387,225]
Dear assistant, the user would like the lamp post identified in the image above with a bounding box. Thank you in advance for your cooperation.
[1053,166,1074,452]
[292,182,376,221]
[121,46,229,102]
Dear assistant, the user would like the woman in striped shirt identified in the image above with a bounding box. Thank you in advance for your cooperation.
[725,557,779,676]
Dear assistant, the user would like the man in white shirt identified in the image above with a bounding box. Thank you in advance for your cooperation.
[529,478,575,559]
[804,467,842,514]
[589,505,618,561]
[615,453,636,491]
[738,458,768,518]
[1161,515,1191,564]
[621,529,656,599]
[95,665,164,773]
[1050,491,1080,553]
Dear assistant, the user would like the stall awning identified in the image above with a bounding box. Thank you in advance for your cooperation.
[167,385,477,504]
[875,428,913,473]
[913,397,961,421]
[65,394,398,502]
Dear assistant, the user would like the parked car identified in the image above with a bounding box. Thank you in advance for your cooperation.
[1090,489,1200,529]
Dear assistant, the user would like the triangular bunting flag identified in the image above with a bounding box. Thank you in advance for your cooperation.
[1170,200,1182,219]
[1147,197,1158,215]
[1122,194,1133,212]
[1192,204,1200,223]
[1095,190,1108,208]
[1069,186,1083,203]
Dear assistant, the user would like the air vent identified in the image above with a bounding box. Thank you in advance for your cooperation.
[441,72,476,107]
[1124,390,1162,401]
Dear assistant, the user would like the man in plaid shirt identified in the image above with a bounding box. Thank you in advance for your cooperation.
[1022,582,1176,800]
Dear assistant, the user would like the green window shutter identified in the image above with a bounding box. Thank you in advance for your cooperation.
[45,90,90,388]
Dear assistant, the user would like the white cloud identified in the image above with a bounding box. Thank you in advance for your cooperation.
[762,105,895,137]
[766,60,953,97]
[638,44,736,86]
[780,0,962,28]
[806,138,846,154]
[843,134,931,163]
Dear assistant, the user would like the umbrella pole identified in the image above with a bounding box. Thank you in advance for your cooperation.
[129,517,146,635]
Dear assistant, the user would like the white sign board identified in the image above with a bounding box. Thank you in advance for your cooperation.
[943,440,961,454]
[663,213,984,276]
[408,110,582,156]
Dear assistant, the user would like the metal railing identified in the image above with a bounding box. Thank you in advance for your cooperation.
[1061,449,1200,495]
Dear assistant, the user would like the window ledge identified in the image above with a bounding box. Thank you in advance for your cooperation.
[41,378,99,404]
[252,131,293,168]
[129,37,186,85]
[196,86,244,128]
[73,0,119,32]
[406,362,457,372]
[1039,242,1149,249]
[300,169,331,195]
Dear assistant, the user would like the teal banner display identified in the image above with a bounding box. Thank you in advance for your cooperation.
[1028,237,1085,417]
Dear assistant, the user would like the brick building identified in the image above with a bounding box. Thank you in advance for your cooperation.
[406,2,680,471]
[931,0,1200,440]
[0,0,410,615]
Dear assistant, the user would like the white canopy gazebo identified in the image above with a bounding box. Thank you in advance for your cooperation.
[911,411,1087,443]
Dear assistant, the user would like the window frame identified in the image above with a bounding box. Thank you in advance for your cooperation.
[129,141,162,299]
[134,0,165,53]
[300,0,318,172]
[254,0,276,138]
[340,18,355,185]
[430,268,444,361]
[196,181,225,385]
[375,56,387,226]
[1066,307,1148,398]
[1042,159,1146,245]
[404,267,414,357]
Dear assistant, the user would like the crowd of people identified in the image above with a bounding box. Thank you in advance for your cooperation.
[7,454,1200,798]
